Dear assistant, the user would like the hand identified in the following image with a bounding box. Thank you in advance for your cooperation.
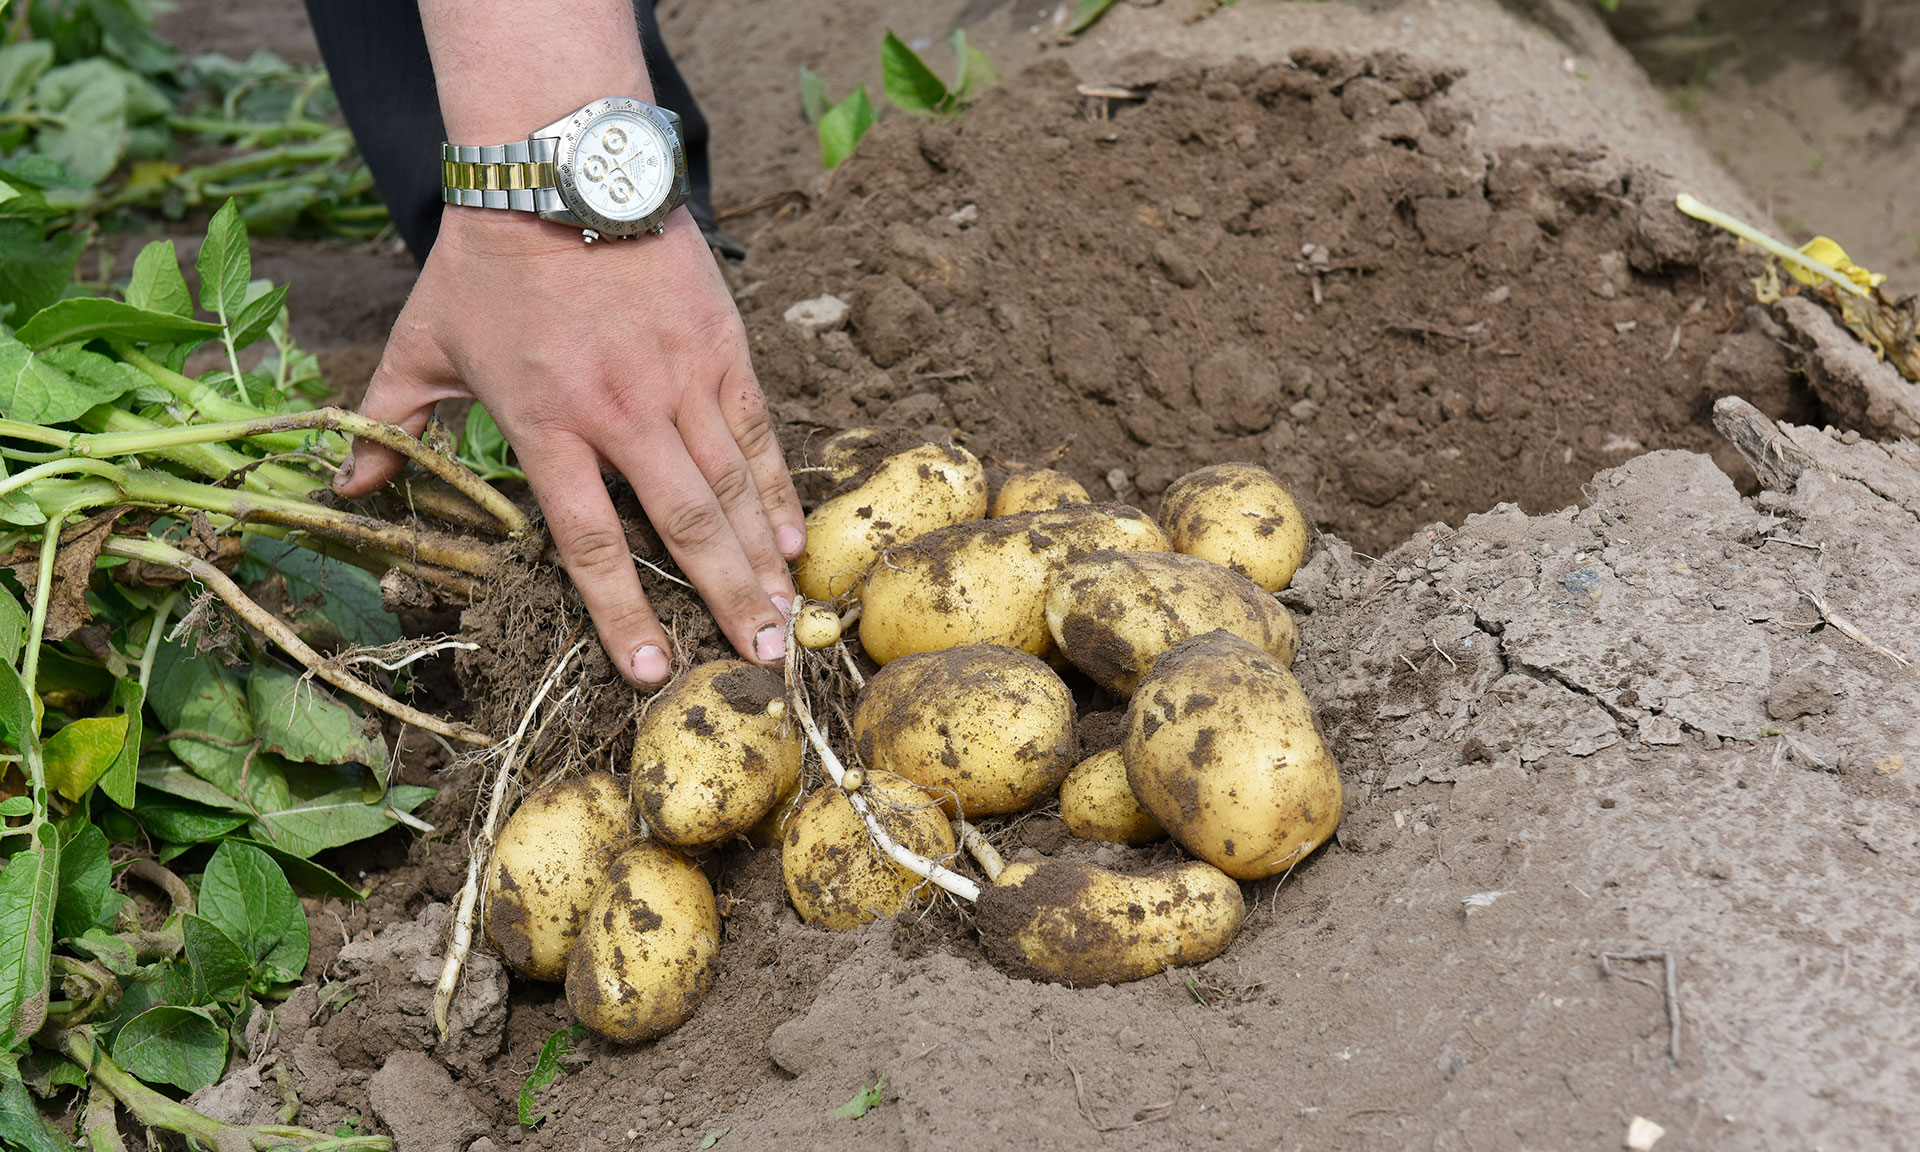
[334,206,806,686]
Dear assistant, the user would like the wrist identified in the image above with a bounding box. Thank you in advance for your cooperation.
[420,1,653,142]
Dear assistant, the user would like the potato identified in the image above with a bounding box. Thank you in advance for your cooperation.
[782,770,957,930]
[1046,550,1299,696]
[853,644,1076,817]
[816,426,890,483]
[992,468,1090,517]
[484,771,630,982]
[631,660,801,848]
[565,842,719,1043]
[794,442,988,603]
[1059,749,1165,844]
[1125,630,1341,880]
[1158,463,1310,591]
[977,858,1244,985]
[860,503,1170,665]
[793,601,843,649]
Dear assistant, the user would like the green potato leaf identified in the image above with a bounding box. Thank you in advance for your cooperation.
[830,1079,886,1119]
[518,1024,586,1127]
[0,329,139,424]
[68,926,139,977]
[240,537,402,652]
[0,1076,73,1152]
[0,589,27,665]
[799,67,831,126]
[196,199,251,319]
[32,59,132,186]
[113,1004,228,1092]
[819,85,876,171]
[0,797,30,818]
[0,220,83,326]
[126,238,192,318]
[96,676,143,808]
[131,791,251,845]
[198,839,307,986]
[1068,0,1121,34]
[245,783,433,859]
[146,636,256,797]
[948,30,998,106]
[220,838,365,900]
[182,913,253,1003]
[229,281,290,350]
[0,42,56,106]
[248,663,390,789]
[13,297,222,350]
[881,32,949,117]
[0,822,60,1054]
[53,817,121,942]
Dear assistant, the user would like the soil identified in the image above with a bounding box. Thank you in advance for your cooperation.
[126,1,1920,1151]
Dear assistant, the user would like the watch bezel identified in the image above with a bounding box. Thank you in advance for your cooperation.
[542,97,689,237]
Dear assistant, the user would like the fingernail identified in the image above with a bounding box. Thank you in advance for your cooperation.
[754,624,786,663]
[332,455,356,492]
[632,644,670,685]
[776,525,805,558]
[773,595,792,620]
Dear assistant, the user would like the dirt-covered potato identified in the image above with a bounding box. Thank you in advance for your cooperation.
[992,468,1090,517]
[794,442,988,603]
[1046,550,1300,696]
[631,661,801,848]
[1058,749,1165,844]
[1158,462,1310,592]
[793,601,843,649]
[816,426,890,484]
[782,770,957,930]
[860,503,1170,665]
[853,644,1076,817]
[977,858,1244,985]
[483,771,630,982]
[1125,630,1341,880]
[565,842,719,1043]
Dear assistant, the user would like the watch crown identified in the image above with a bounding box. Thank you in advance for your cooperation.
[582,229,601,244]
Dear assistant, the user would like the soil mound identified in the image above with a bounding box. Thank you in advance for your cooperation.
[743,53,1814,552]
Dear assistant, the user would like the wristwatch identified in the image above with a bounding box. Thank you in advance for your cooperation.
[439,96,690,242]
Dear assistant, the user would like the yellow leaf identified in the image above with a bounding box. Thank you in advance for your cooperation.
[43,714,130,802]
[1790,236,1886,291]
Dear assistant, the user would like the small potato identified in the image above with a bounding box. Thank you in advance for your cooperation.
[1158,462,1310,591]
[992,468,1090,517]
[1046,550,1299,696]
[860,503,1170,665]
[853,644,1076,817]
[977,858,1244,985]
[793,601,844,649]
[1125,631,1341,880]
[565,842,719,1043]
[794,442,988,603]
[631,661,801,848]
[1059,749,1164,845]
[484,771,630,982]
[782,770,957,930]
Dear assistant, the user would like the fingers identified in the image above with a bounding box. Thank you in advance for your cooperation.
[719,365,808,562]
[607,429,788,668]
[336,318,464,498]
[519,433,675,687]
[677,399,795,612]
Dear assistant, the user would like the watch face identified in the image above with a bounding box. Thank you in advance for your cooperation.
[569,109,673,224]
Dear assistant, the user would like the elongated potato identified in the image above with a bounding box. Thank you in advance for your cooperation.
[782,771,957,930]
[1158,463,1310,591]
[853,644,1076,817]
[992,468,1090,517]
[484,771,630,982]
[1046,550,1299,696]
[860,503,1170,665]
[977,858,1244,985]
[1059,749,1164,844]
[565,842,719,1043]
[1125,630,1341,880]
[631,661,801,848]
[794,442,988,603]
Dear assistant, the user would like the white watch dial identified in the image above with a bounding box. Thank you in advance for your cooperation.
[570,110,671,223]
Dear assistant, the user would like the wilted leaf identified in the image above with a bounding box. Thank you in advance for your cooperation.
[248,663,389,789]
[43,713,129,802]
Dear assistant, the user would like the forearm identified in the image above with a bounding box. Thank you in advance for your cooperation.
[419,0,654,141]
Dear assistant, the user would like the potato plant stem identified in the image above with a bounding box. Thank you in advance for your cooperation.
[783,622,981,902]
[1674,193,1871,300]
[433,637,590,1039]
[101,535,491,747]
[116,346,313,454]
[55,1028,393,1152]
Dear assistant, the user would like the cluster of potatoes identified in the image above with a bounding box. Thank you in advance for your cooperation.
[483,434,1344,1043]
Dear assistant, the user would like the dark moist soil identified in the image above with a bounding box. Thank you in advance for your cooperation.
[744,52,1812,555]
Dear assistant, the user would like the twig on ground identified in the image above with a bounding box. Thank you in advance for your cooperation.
[1601,949,1682,1068]
[433,636,589,1038]
[1801,590,1912,669]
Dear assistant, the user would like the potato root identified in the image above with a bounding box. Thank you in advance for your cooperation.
[483,771,630,982]
[631,660,801,848]
[1125,630,1342,880]
[565,842,720,1043]
[1158,462,1310,591]
[1058,749,1165,844]
[853,644,1077,817]
[992,468,1090,517]
[1046,549,1299,696]
[782,770,958,930]
[977,858,1244,985]
[794,441,988,603]
[860,503,1170,665]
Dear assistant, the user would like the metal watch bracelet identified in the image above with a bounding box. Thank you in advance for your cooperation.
[439,139,563,213]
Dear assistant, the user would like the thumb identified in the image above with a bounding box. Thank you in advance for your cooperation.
[335,328,465,498]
